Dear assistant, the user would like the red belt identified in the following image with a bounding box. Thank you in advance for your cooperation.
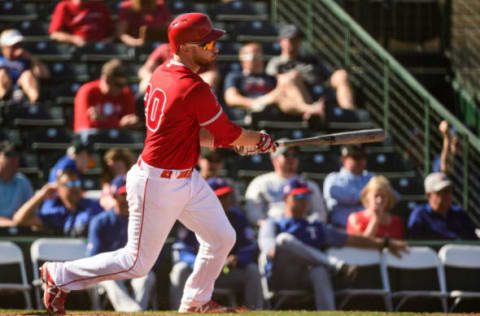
[138,159,193,179]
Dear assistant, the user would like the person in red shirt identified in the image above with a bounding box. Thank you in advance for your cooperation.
[116,0,172,47]
[347,175,405,239]
[138,43,220,92]
[74,58,139,133]
[49,0,113,47]
[40,13,276,315]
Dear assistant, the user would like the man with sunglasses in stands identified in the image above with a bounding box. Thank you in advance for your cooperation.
[73,58,140,139]
[12,169,103,237]
[323,144,374,229]
[39,12,276,315]
[246,143,327,227]
[258,176,407,310]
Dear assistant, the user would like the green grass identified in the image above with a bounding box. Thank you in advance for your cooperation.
[2,311,475,316]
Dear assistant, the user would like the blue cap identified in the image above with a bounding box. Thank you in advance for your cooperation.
[283,176,311,196]
[207,177,233,196]
[110,175,127,195]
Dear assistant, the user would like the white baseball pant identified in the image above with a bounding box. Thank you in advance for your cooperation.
[45,159,236,310]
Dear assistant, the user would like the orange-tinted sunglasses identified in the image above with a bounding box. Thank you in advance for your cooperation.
[187,40,216,51]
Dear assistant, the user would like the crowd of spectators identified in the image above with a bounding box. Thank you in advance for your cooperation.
[0,0,479,312]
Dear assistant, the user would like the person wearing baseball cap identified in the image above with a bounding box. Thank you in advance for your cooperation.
[48,136,91,183]
[170,177,264,310]
[0,29,50,104]
[246,140,327,227]
[86,174,157,311]
[407,172,478,240]
[266,23,357,112]
[258,176,407,310]
[323,144,374,228]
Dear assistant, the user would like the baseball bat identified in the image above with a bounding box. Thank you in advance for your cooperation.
[275,128,386,147]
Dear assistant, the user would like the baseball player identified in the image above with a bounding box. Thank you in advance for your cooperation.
[40,12,276,315]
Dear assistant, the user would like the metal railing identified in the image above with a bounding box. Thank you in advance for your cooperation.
[271,0,480,224]
[450,0,480,132]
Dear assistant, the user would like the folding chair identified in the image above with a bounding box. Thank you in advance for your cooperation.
[30,238,101,310]
[382,246,448,312]
[438,245,480,312]
[0,241,32,309]
[327,247,392,311]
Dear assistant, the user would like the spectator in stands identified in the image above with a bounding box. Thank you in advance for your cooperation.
[197,147,224,180]
[407,172,478,240]
[170,177,264,310]
[245,143,327,227]
[74,58,139,135]
[0,29,50,104]
[48,138,91,182]
[49,0,113,47]
[87,175,156,311]
[266,24,356,111]
[433,120,461,177]
[347,176,404,238]
[137,43,220,92]
[116,0,172,47]
[99,148,136,210]
[323,144,374,228]
[13,169,103,236]
[0,141,33,226]
[258,176,407,310]
[223,42,324,120]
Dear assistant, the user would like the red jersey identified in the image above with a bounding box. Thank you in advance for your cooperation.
[74,80,135,132]
[141,60,242,169]
[49,0,113,41]
[346,210,405,239]
[118,0,172,38]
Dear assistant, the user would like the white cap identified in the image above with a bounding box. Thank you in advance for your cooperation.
[424,172,452,193]
[0,29,24,47]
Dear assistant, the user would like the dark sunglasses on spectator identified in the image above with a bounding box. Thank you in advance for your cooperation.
[61,179,82,188]
[294,193,310,200]
[206,157,222,163]
[4,150,19,157]
[187,40,216,51]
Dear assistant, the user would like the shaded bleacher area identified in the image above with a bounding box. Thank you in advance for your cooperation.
[1,0,480,313]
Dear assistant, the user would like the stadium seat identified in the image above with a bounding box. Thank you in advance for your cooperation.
[30,238,101,310]
[366,151,412,174]
[168,0,196,15]
[211,0,268,22]
[389,175,425,196]
[0,241,33,309]
[382,246,448,312]
[84,129,143,152]
[231,20,278,42]
[74,42,134,62]
[12,20,49,39]
[22,40,73,61]
[299,151,340,179]
[46,62,90,83]
[327,247,392,311]
[5,104,65,129]
[438,245,480,312]
[235,154,272,180]
[0,1,37,22]
[326,107,373,131]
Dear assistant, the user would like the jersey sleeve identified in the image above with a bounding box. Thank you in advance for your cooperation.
[189,83,242,146]
[49,2,67,34]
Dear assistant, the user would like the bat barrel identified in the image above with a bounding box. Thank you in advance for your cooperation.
[275,128,386,147]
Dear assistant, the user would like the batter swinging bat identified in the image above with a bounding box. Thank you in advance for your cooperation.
[275,128,386,147]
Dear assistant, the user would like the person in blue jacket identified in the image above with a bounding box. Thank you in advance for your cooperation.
[86,175,156,311]
[407,172,478,240]
[169,177,264,310]
[13,169,102,236]
[48,138,90,183]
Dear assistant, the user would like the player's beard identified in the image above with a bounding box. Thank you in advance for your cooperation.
[193,51,216,68]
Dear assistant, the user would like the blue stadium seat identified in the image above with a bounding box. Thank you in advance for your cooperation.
[74,42,134,62]
[211,0,268,22]
[22,40,73,61]
[46,62,90,83]
[0,1,37,22]
[231,20,278,42]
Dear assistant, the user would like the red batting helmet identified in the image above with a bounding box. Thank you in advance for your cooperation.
[168,13,225,54]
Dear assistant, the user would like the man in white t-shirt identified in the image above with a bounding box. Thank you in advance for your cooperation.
[245,142,327,227]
